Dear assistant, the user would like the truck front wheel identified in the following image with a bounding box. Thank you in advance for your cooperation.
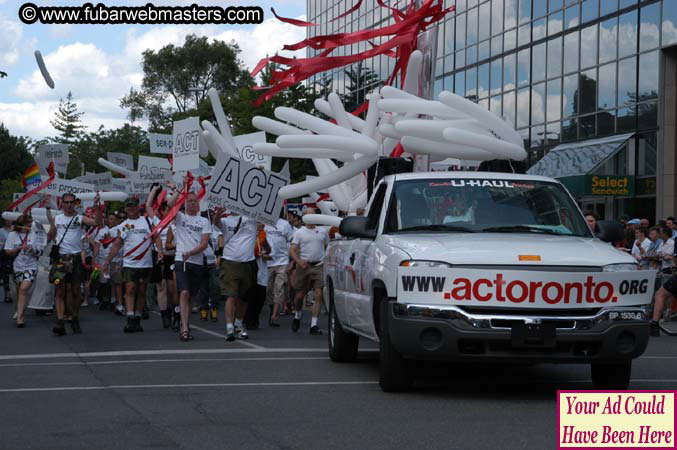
[328,295,359,362]
[591,361,632,389]
[379,299,412,392]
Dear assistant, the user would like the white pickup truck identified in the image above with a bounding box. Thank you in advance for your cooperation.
[324,172,655,392]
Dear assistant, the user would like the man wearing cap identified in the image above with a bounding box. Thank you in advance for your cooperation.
[103,197,163,333]
[47,192,102,335]
[626,218,641,231]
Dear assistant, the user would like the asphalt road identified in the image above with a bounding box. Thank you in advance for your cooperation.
[0,301,676,450]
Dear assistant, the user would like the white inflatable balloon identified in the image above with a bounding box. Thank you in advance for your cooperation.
[403,50,422,95]
[201,120,238,157]
[254,143,350,160]
[252,116,308,136]
[276,135,378,156]
[314,98,365,132]
[97,158,133,177]
[77,192,128,202]
[303,214,342,227]
[34,51,54,89]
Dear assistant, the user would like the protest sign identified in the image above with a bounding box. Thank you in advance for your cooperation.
[173,117,200,171]
[149,133,173,154]
[128,170,172,194]
[106,152,134,171]
[43,178,95,197]
[204,155,288,225]
[112,178,130,194]
[76,172,113,191]
[233,131,270,170]
[37,144,69,175]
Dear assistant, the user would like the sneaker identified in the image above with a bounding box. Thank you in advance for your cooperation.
[90,297,99,305]
[210,307,218,322]
[225,332,235,342]
[650,321,660,337]
[81,301,89,307]
[52,320,66,336]
[309,325,323,335]
[114,305,124,316]
[172,309,181,332]
[135,317,144,332]
[291,317,300,332]
[123,317,136,333]
[71,318,82,335]
[12,312,17,320]
[237,325,249,340]
[161,309,172,329]
[200,309,208,321]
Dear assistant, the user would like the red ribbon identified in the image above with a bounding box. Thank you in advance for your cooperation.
[6,163,55,212]
[390,142,405,158]
[270,8,317,26]
[252,0,454,106]
[331,0,363,22]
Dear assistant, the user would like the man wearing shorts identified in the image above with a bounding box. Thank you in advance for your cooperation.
[103,197,162,333]
[167,191,210,341]
[290,208,328,335]
[47,192,102,335]
[214,209,258,341]
[265,214,294,326]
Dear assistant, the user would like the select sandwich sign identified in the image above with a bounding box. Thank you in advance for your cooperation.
[559,175,635,197]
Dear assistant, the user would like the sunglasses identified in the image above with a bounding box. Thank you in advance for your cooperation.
[62,200,74,204]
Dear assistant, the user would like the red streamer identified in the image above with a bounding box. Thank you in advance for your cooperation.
[6,163,55,212]
[270,8,317,26]
[331,0,363,22]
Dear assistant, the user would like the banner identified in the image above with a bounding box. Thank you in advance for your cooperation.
[37,144,69,175]
[397,267,656,309]
[173,117,200,171]
[204,155,289,225]
[127,170,173,194]
[76,172,113,191]
[233,131,270,170]
[106,152,134,171]
[149,133,173,154]
[43,178,95,197]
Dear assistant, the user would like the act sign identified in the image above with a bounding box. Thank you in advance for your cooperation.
[233,132,270,170]
[205,155,289,226]
[149,133,173,154]
[173,117,200,171]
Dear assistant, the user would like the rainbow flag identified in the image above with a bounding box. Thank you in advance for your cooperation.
[22,163,41,189]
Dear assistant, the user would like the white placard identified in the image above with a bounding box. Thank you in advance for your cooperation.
[127,170,173,194]
[112,178,130,194]
[43,178,95,197]
[37,144,69,175]
[138,155,171,180]
[149,133,173,154]
[204,155,288,225]
[173,117,200,171]
[76,172,113,191]
[233,131,270,170]
[11,193,50,212]
[106,152,134,171]
[397,267,656,309]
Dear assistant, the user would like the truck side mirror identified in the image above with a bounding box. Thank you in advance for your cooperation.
[339,216,376,239]
[596,220,624,243]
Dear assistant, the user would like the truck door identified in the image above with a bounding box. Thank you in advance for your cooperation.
[348,183,387,335]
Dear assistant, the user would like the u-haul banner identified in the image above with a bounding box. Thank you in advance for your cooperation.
[397,267,656,309]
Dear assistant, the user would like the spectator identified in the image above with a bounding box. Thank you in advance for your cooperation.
[631,227,652,269]
[667,217,677,239]
[626,218,641,232]
[584,211,597,234]
[640,218,650,229]
[657,226,675,273]
[645,227,663,270]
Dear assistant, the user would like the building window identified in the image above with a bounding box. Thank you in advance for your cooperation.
[639,2,661,52]
[663,0,677,46]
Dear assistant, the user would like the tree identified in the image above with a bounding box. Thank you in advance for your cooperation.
[342,61,382,113]
[120,34,251,131]
[0,124,34,208]
[50,91,86,143]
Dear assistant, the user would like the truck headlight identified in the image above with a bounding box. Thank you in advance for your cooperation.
[603,263,638,272]
[400,260,453,268]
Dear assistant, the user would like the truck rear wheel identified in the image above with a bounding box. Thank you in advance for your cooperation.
[591,361,632,390]
[328,296,359,362]
[379,299,412,392]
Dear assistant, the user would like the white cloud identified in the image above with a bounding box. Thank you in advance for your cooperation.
[0,17,23,66]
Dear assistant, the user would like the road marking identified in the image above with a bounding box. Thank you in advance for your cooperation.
[0,356,327,368]
[0,348,331,361]
[0,381,378,393]
[188,323,265,350]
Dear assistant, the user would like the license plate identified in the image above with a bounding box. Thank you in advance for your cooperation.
[511,322,556,348]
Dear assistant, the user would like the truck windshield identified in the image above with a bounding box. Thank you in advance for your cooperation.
[386,178,592,237]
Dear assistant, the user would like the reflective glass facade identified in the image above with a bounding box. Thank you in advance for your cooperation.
[307,0,677,218]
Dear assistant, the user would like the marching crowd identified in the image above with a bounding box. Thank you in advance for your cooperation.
[1,181,331,342]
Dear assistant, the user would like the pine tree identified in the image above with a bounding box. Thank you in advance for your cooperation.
[51,91,86,142]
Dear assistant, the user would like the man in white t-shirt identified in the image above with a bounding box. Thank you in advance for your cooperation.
[103,197,163,333]
[290,208,329,335]
[47,192,102,335]
[166,191,210,341]
[265,215,294,326]
[214,208,259,341]
[631,227,652,270]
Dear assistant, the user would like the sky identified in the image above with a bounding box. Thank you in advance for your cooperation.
[0,0,307,140]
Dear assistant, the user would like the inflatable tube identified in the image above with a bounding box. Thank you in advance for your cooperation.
[327,92,352,130]
[252,116,309,137]
[97,158,133,177]
[253,143,350,160]
[316,201,338,217]
[380,85,420,100]
[77,192,128,202]
[403,50,422,95]
[400,136,495,160]
[312,159,354,211]
[276,135,378,156]
[362,93,380,140]
[303,214,342,227]
[201,129,223,161]
[207,88,236,147]
[201,121,238,158]
[377,99,467,119]
[377,123,403,140]
[314,99,365,132]
[438,91,523,147]
[2,212,50,224]
[280,155,376,200]
[34,50,54,89]
[394,119,454,140]
[274,107,359,139]
[443,128,527,160]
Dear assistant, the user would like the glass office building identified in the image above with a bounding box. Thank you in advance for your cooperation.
[306,0,677,221]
